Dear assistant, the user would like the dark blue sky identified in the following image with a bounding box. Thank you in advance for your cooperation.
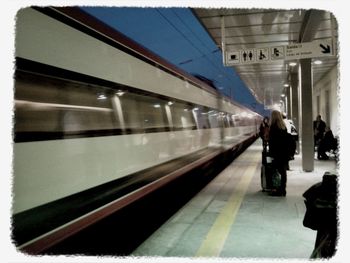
[80,7,266,114]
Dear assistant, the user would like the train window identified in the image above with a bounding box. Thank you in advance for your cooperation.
[138,98,167,130]
[15,71,233,140]
[217,113,227,128]
[193,106,210,129]
[229,114,235,127]
[170,102,196,130]
[118,93,142,131]
[223,113,231,128]
[119,93,168,131]
[14,72,121,140]
[232,114,241,127]
[208,110,219,128]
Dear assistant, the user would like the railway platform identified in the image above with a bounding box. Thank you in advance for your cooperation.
[133,141,338,259]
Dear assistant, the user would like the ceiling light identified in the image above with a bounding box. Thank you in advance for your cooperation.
[116,90,125,96]
[289,62,297,67]
[314,60,323,65]
[97,94,107,100]
[281,94,286,97]
[283,84,289,87]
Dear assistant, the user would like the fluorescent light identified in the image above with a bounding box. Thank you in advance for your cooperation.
[97,94,107,100]
[116,90,125,96]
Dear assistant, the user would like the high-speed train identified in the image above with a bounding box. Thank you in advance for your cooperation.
[13,7,262,253]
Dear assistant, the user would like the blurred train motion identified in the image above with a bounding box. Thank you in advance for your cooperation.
[13,7,262,253]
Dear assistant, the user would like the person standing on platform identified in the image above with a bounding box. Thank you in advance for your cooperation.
[317,127,336,160]
[282,113,297,170]
[259,116,270,152]
[313,115,326,148]
[268,110,290,196]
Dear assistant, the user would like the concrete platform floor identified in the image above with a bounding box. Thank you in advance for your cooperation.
[132,141,338,261]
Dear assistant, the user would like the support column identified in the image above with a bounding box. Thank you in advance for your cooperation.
[290,72,300,153]
[300,58,314,172]
[286,85,292,119]
[290,73,299,127]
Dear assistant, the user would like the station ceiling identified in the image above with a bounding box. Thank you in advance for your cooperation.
[192,8,339,108]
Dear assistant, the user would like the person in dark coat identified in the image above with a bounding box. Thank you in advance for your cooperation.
[317,127,336,160]
[302,172,337,258]
[268,110,290,196]
[313,115,326,147]
[259,116,270,152]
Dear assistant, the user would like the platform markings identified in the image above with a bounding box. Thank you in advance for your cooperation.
[195,152,260,257]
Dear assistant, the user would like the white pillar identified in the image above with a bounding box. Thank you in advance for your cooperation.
[290,72,300,153]
[300,59,314,172]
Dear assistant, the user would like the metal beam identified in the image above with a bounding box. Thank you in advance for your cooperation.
[299,9,324,42]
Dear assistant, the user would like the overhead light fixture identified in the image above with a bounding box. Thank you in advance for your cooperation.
[116,90,125,96]
[283,84,289,87]
[314,60,323,65]
[97,94,107,100]
[281,94,286,97]
[289,62,297,67]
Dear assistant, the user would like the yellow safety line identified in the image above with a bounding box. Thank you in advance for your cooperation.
[195,154,260,257]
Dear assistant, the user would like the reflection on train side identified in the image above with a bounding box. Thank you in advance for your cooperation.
[14,71,257,145]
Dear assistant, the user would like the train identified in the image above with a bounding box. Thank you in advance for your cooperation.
[13,6,262,254]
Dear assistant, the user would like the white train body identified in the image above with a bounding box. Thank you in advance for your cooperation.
[13,7,261,251]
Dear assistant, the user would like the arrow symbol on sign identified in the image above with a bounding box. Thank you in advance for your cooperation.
[320,44,331,54]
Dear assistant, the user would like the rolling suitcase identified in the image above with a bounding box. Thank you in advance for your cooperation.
[261,150,273,191]
[261,150,280,191]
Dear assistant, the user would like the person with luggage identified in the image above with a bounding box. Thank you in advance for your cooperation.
[268,110,290,196]
[317,127,336,160]
[259,116,270,152]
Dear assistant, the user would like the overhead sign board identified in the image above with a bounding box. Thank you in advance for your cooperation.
[284,39,333,60]
[225,38,334,66]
